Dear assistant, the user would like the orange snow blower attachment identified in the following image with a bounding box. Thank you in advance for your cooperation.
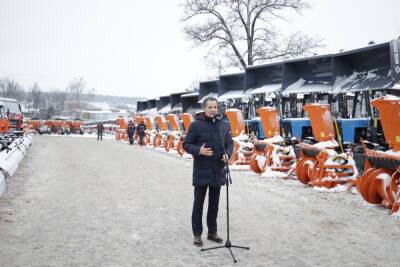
[116,116,127,129]
[134,116,143,125]
[29,120,41,131]
[164,114,181,152]
[371,97,400,152]
[153,115,169,148]
[225,109,253,168]
[166,114,180,131]
[176,113,194,156]
[303,104,335,142]
[116,116,128,141]
[155,115,168,131]
[67,119,83,134]
[249,107,296,177]
[28,119,41,132]
[257,107,280,138]
[357,96,400,214]
[225,109,245,137]
[295,103,357,188]
[142,117,153,131]
[180,113,193,134]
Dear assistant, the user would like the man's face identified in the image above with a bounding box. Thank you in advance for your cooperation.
[204,100,218,118]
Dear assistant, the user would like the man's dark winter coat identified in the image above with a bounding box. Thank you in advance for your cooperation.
[127,123,135,137]
[183,112,234,187]
[97,122,104,133]
[137,122,146,137]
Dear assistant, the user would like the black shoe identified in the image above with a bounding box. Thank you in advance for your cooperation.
[207,233,223,243]
[193,235,203,247]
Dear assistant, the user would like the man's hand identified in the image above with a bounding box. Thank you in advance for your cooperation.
[199,143,213,156]
[221,153,230,162]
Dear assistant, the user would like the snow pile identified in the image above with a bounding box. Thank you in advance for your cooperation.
[246,84,281,95]
[229,164,250,171]
[376,172,392,193]
[255,154,266,171]
[263,134,284,144]
[314,139,339,149]
[260,167,288,178]
[182,153,193,159]
[380,94,400,100]
[233,132,249,142]
[313,184,350,193]
[391,210,400,220]
[383,149,400,158]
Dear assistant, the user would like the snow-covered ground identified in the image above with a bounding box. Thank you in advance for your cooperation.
[1,135,400,266]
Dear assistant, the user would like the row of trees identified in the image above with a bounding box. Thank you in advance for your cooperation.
[0,77,94,113]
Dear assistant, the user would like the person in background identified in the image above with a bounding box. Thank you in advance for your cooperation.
[97,121,104,141]
[127,121,136,145]
[137,121,146,145]
[183,97,233,247]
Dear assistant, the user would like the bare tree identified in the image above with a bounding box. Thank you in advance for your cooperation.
[0,77,25,100]
[28,83,44,110]
[48,88,67,111]
[67,77,86,110]
[181,0,322,69]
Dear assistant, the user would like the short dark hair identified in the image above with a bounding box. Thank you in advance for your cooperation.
[202,96,218,109]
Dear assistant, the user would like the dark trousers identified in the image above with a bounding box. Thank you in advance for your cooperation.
[138,134,144,145]
[192,185,221,236]
[128,134,134,145]
[97,132,102,140]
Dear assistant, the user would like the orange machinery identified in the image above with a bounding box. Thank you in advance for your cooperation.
[45,119,69,134]
[153,115,169,147]
[116,116,128,141]
[180,113,193,133]
[28,119,41,132]
[249,107,296,177]
[67,119,84,134]
[164,114,181,152]
[176,113,194,156]
[225,109,253,166]
[295,104,357,188]
[141,116,155,146]
[357,96,400,214]
[0,118,10,133]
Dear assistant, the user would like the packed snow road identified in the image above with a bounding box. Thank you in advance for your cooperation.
[1,135,400,266]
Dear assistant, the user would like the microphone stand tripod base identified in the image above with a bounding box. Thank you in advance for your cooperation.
[201,240,250,263]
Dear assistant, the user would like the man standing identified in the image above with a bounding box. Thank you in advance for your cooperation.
[137,121,147,145]
[183,97,233,247]
[97,121,104,141]
[127,121,136,145]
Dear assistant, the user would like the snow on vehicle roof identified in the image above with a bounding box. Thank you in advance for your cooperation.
[245,83,281,95]
[158,103,171,114]
[181,92,199,97]
[218,90,248,101]
[282,78,332,94]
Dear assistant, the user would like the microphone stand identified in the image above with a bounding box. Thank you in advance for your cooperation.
[201,117,250,263]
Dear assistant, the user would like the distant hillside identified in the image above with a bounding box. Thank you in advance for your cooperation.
[90,94,147,106]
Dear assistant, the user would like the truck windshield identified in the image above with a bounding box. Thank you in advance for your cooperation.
[1,101,20,114]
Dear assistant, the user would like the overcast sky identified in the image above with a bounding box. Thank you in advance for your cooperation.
[0,0,399,98]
